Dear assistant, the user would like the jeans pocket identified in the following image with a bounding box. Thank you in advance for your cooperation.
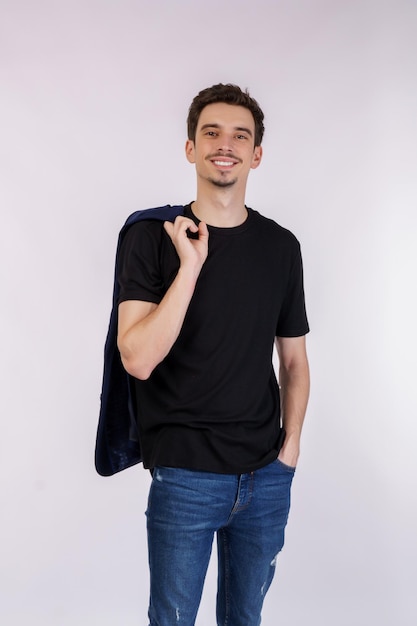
[275,458,296,473]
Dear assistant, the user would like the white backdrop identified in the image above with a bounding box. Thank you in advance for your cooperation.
[1,1,416,624]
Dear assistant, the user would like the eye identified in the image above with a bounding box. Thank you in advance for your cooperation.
[205,130,218,137]
[235,134,248,141]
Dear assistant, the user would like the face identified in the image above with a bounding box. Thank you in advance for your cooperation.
[185,102,262,189]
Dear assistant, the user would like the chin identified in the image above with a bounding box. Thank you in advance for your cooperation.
[209,177,237,188]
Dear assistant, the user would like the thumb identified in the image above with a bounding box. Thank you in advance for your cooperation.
[198,221,209,241]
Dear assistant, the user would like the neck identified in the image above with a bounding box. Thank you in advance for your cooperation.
[192,186,248,227]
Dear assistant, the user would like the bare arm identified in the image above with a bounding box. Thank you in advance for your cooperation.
[117,216,209,380]
[275,335,310,468]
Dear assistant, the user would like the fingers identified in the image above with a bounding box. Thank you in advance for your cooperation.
[163,216,205,242]
[163,220,173,238]
[164,216,197,240]
[163,216,209,269]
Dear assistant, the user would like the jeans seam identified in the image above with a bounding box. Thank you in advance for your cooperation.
[219,528,231,626]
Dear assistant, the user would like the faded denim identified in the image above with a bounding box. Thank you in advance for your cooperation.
[146,459,295,626]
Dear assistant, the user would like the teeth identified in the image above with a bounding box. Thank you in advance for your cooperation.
[214,161,234,166]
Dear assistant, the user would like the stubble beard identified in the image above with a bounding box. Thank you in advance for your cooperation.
[207,175,237,188]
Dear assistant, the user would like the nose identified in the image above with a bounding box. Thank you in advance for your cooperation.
[217,134,233,152]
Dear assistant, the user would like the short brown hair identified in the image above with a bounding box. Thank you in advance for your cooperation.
[187,83,265,147]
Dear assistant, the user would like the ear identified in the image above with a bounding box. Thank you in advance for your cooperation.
[185,139,196,164]
[250,146,263,170]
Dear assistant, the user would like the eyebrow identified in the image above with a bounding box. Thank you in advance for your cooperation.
[200,123,253,137]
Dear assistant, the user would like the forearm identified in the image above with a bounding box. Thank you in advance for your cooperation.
[279,360,310,439]
[276,336,310,467]
[118,264,199,380]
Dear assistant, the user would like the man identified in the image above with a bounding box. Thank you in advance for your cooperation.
[116,83,310,626]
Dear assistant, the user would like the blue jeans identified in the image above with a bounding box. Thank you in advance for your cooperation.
[146,459,295,626]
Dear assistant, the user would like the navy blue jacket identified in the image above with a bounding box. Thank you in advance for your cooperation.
[95,205,184,476]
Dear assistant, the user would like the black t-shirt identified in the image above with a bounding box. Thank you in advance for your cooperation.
[117,204,309,473]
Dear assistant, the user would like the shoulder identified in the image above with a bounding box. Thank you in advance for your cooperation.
[248,208,301,250]
[124,204,184,228]
[124,218,164,238]
[119,220,165,262]
[120,204,185,246]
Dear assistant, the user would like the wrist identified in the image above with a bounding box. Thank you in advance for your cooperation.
[282,428,301,444]
[178,260,203,282]
[278,439,300,468]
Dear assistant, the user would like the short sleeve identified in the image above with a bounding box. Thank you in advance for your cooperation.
[117,221,165,305]
[276,240,309,337]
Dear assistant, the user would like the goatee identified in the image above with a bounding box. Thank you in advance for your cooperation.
[208,177,237,188]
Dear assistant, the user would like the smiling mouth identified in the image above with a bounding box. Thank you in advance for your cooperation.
[211,159,237,168]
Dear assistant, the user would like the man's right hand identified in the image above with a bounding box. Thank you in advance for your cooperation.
[164,217,209,276]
